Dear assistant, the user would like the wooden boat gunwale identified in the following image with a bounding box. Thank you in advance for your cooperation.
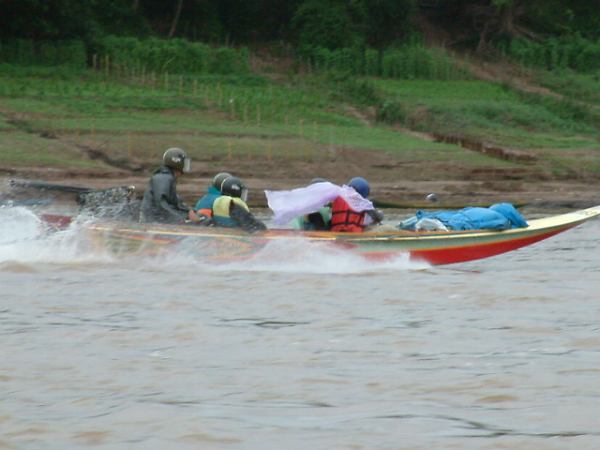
[86,205,599,240]
[42,205,600,265]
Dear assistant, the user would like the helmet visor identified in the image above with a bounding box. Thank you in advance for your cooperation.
[182,157,191,173]
[241,188,248,203]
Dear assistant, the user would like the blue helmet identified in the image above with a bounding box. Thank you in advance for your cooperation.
[348,177,370,198]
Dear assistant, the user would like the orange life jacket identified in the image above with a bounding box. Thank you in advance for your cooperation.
[330,196,366,232]
[196,208,213,217]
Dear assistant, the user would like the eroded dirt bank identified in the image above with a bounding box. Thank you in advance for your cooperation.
[2,150,598,211]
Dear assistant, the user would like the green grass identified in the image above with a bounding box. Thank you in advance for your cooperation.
[0,116,16,131]
[0,131,108,168]
[372,80,510,102]
[538,69,600,106]
[372,79,599,149]
[1,62,599,180]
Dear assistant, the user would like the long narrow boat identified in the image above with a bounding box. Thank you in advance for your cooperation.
[42,205,600,265]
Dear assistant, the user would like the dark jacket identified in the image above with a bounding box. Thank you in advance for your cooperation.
[139,166,189,224]
[229,202,267,233]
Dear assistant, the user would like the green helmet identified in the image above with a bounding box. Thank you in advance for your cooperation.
[163,147,191,173]
[212,172,232,191]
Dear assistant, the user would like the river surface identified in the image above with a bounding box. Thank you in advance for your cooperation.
[1,206,600,450]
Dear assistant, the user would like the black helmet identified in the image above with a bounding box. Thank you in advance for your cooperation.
[163,147,191,173]
[212,172,232,191]
[221,176,248,202]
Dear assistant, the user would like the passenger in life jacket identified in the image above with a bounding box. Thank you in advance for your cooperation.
[330,177,384,232]
[210,176,267,232]
[193,172,232,218]
[139,147,202,224]
[291,178,332,231]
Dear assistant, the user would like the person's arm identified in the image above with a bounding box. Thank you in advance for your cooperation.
[365,209,384,226]
[175,194,190,211]
[230,203,267,233]
[188,209,213,226]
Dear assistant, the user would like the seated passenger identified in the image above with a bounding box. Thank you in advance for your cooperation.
[211,176,267,232]
[291,178,332,231]
[194,172,232,216]
[330,177,384,233]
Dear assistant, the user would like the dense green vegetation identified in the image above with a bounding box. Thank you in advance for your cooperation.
[0,65,465,165]
[1,1,598,46]
[0,0,599,181]
[1,58,598,179]
[301,44,470,80]
[2,1,599,76]
[503,36,600,72]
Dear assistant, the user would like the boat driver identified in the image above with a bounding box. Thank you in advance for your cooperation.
[139,147,202,224]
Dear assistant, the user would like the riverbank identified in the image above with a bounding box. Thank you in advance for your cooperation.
[1,58,598,212]
[2,160,597,212]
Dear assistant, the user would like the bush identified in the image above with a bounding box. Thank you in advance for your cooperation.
[506,36,600,72]
[292,0,366,51]
[210,47,250,74]
[327,72,380,105]
[0,39,86,68]
[303,44,468,80]
[96,36,249,75]
[376,100,409,124]
[364,48,380,76]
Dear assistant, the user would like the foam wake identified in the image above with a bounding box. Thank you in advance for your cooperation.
[0,206,113,265]
[0,206,427,274]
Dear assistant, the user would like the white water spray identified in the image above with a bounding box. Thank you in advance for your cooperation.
[0,206,428,273]
[0,206,113,265]
[215,238,429,274]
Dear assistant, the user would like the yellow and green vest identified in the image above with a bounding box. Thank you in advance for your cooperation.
[212,196,250,227]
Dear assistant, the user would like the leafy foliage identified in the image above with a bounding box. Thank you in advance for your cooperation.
[0,0,598,72]
[292,0,367,51]
[0,40,87,67]
[104,36,251,75]
[503,35,600,72]
[305,45,470,80]
[0,36,250,75]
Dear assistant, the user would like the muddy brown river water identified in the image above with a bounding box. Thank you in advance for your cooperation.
[1,206,600,449]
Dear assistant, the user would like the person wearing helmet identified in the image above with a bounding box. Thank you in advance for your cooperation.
[211,176,266,232]
[139,148,197,224]
[192,171,232,219]
[330,177,384,232]
[291,178,332,231]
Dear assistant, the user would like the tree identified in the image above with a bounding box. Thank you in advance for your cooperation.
[168,0,184,38]
[292,0,367,51]
[0,0,146,41]
[363,0,416,49]
[428,0,600,52]
[252,0,304,41]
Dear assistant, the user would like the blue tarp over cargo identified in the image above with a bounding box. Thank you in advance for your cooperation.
[398,203,528,231]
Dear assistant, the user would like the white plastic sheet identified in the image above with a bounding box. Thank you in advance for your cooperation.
[265,182,373,225]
